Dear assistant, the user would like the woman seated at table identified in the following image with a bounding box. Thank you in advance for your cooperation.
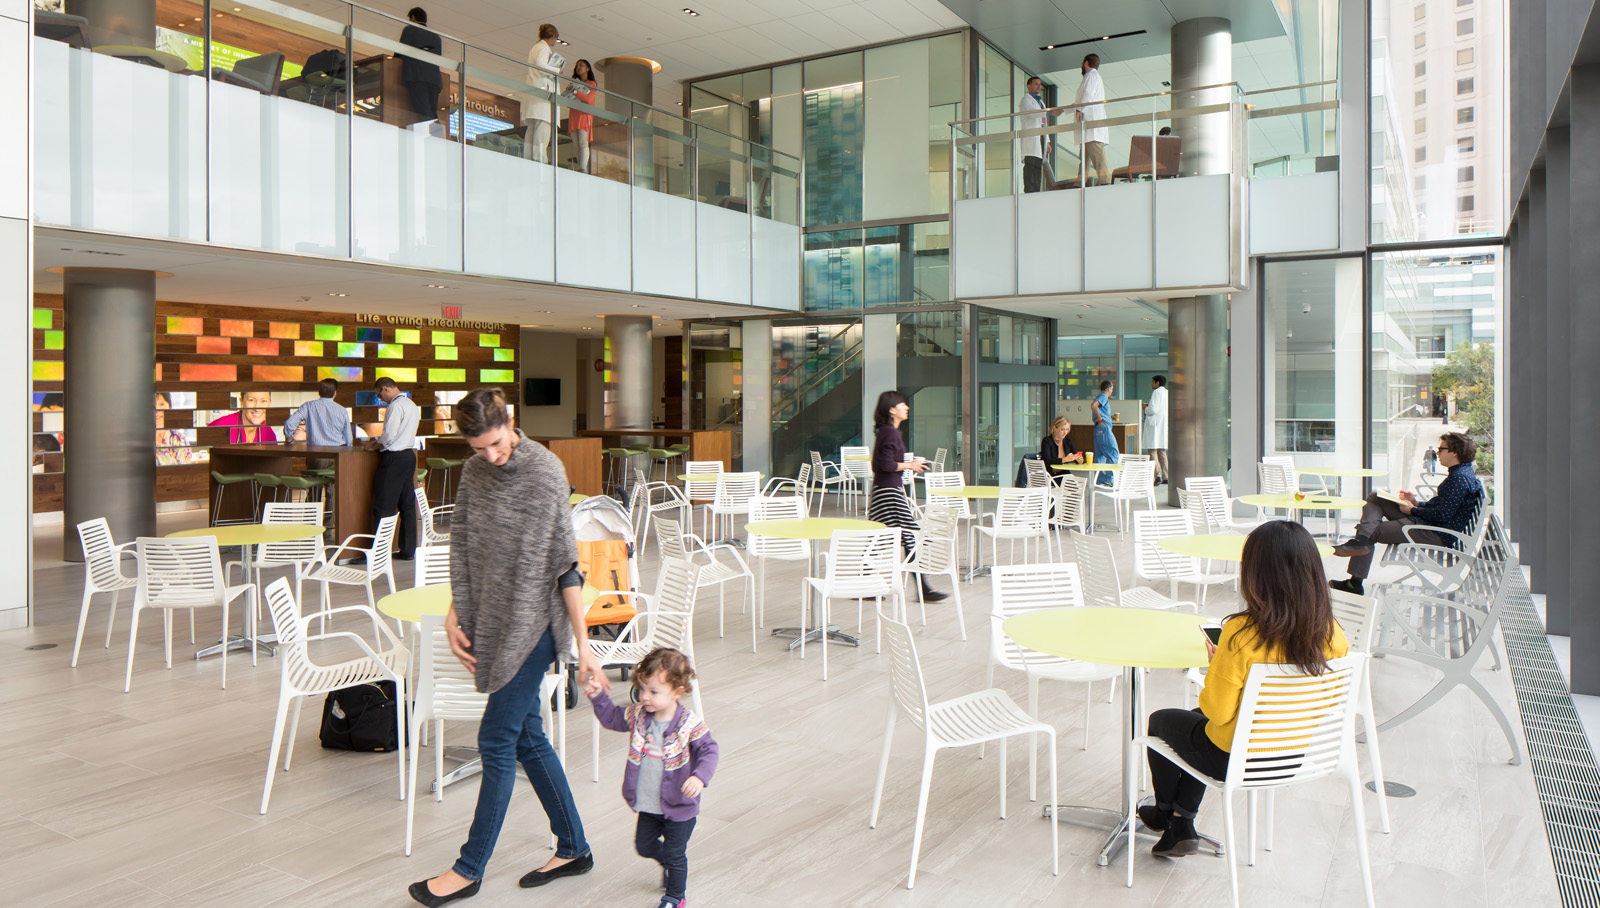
[1140,520,1349,857]
[1038,416,1085,468]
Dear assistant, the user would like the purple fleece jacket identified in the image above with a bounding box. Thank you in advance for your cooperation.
[590,692,720,821]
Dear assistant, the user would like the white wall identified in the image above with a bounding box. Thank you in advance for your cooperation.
[518,330,577,437]
[2,3,28,628]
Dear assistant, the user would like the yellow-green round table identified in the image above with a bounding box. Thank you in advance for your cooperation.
[1295,467,1386,478]
[376,582,453,623]
[929,485,1005,499]
[169,524,326,658]
[570,493,588,505]
[930,487,1011,579]
[1157,533,1335,562]
[747,517,886,650]
[1003,607,1217,872]
[1050,462,1122,472]
[1238,493,1365,511]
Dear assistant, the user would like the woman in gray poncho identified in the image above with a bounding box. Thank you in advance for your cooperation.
[410,388,609,907]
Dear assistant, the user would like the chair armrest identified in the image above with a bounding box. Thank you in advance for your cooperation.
[1403,524,1469,547]
[762,478,800,496]
[299,604,402,647]
[222,584,257,606]
[301,630,406,673]
[430,504,454,520]
[321,536,378,562]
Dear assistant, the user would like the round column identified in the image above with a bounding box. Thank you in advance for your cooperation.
[604,316,654,445]
[596,56,659,106]
[1167,295,1230,505]
[63,269,157,562]
[1170,17,1233,176]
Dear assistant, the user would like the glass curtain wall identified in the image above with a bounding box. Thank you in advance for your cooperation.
[897,311,964,475]
[771,320,864,479]
[974,312,1053,485]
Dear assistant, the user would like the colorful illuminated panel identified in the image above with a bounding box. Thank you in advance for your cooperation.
[196,336,231,354]
[166,316,204,335]
[253,366,303,382]
[377,344,404,359]
[431,331,454,345]
[295,341,324,357]
[493,348,513,362]
[338,343,364,357]
[33,361,63,381]
[269,322,300,339]
[428,368,466,383]
[479,333,500,347]
[435,346,458,360]
[396,329,421,344]
[357,327,383,343]
[480,369,514,383]
[318,366,363,382]
[32,309,52,330]
[248,338,279,356]
[315,325,343,341]
[375,367,417,382]
[220,319,253,337]
[179,363,237,381]
[43,331,64,351]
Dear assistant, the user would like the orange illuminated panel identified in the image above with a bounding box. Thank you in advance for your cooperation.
[248,338,279,356]
[253,366,303,382]
[179,364,237,382]
[220,319,254,337]
[269,322,301,339]
[196,336,231,354]
[165,316,204,335]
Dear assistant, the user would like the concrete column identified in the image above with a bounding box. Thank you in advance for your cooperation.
[1,0,31,627]
[1230,273,1261,497]
[1168,295,1229,503]
[741,320,772,476]
[603,316,653,443]
[1170,17,1232,177]
[63,269,157,562]
[1544,129,1571,632]
[597,57,656,106]
[861,313,897,445]
[1568,65,1600,692]
[1524,170,1547,593]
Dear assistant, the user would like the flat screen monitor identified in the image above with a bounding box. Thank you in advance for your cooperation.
[525,378,560,406]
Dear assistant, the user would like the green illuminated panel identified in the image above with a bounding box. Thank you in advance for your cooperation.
[431,331,455,345]
[314,324,342,341]
[44,331,63,351]
[479,369,514,383]
[377,344,404,359]
[395,329,421,344]
[375,367,416,382]
[435,346,458,360]
[479,333,500,348]
[338,342,364,357]
[493,348,514,362]
[429,368,466,383]
[32,309,52,330]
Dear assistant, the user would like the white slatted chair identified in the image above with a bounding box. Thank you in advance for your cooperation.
[1176,487,1212,531]
[1072,531,1192,611]
[413,544,451,588]
[1023,457,1054,490]
[809,450,856,516]
[1328,590,1392,835]
[989,564,1120,777]
[588,557,703,780]
[1129,656,1375,906]
[1186,476,1262,533]
[761,463,811,513]
[930,448,947,471]
[1094,460,1157,537]
[258,577,408,818]
[654,516,754,645]
[900,505,965,640]
[1131,511,1233,608]
[414,486,452,546]
[923,471,976,567]
[705,471,761,544]
[802,528,903,680]
[72,517,137,667]
[1047,474,1089,559]
[1376,489,1488,598]
[302,515,399,630]
[746,496,811,653]
[638,481,691,561]
[840,447,873,515]
[124,536,257,692]
[226,501,325,609]
[1255,459,1296,520]
[682,460,722,526]
[869,609,1058,889]
[976,488,1051,569]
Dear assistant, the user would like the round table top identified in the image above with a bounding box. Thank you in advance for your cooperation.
[1052,462,1123,472]
[1238,493,1366,511]
[843,455,871,461]
[678,473,765,481]
[745,517,885,539]
[1157,533,1336,562]
[570,493,588,505]
[1294,467,1387,478]
[168,524,324,546]
[1002,607,1211,669]
[377,583,452,623]
[930,485,1006,499]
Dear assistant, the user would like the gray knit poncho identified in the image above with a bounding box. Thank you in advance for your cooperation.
[449,433,579,694]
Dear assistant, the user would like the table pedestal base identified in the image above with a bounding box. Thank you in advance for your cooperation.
[196,633,277,659]
[1041,801,1225,866]
[771,625,860,650]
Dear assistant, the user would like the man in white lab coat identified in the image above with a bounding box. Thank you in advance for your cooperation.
[1019,76,1051,192]
[1144,374,1169,485]
[1073,53,1110,185]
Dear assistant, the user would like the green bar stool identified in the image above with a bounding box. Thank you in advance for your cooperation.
[251,473,283,517]
[602,448,632,497]
[210,471,254,526]
[649,447,681,482]
[276,474,323,504]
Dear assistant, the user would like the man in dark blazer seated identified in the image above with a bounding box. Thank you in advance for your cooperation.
[399,8,442,125]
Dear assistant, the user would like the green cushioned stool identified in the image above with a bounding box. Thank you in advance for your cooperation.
[210,471,254,527]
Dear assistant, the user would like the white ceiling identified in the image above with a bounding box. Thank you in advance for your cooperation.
[34,230,777,336]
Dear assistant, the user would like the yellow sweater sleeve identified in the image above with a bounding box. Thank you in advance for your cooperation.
[1198,620,1351,752]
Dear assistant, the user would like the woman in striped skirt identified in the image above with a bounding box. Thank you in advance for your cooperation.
[868,390,947,602]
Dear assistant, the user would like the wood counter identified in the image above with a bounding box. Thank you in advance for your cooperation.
[576,428,732,472]
[208,444,380,543]
[1067,423,1141,458]
[424,435,603,497]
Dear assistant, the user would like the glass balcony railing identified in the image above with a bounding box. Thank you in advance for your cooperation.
[31,0,801,309]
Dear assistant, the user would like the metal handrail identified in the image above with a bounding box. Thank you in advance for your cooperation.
[949,80,1244,128]
[951,100,1238,147]
[773,339,865,421]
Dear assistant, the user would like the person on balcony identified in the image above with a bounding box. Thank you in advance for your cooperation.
[399,8,442,126]
[564,59,598,173]
[523,24,563,162]
[1073,53,1110,185]
[1019,76,1051,192]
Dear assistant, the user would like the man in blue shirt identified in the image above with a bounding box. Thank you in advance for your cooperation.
[1330,432,1484,594]
[283,378,354,449]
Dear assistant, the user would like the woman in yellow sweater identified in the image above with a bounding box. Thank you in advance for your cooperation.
[1141,520,1349,857]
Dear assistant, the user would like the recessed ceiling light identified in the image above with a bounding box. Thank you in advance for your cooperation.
[328,292,346,297]
[426,283,451,289]
[1081,303,1091,308]
[542,310,554,314]
[682,8,700,15]
[557,39,569,46]
[631,304,644,308]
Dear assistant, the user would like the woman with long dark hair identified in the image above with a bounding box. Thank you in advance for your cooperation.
[565,59,597,172]
[868,390,946,602]
[409,387,607,906]
[1139,520,1349,857]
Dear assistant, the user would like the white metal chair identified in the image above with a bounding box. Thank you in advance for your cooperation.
[923,471,976,566]
[1071,531,1192,611]
[931,447,948,472]
[1186,476,1262,533]
[1131,511,1233,608]
[638,481,691,560]
[976,488,1051,569]
[1176,487,1212,533]
[1094,459,1157,537]
[900,505,965,640]
[413,544,451,588]
[809,450,856,516]
[72,517,137,667]
[840,446,872,515]
[989,563,1120,773]
[124,536,257,692]
[802,528,903,680]
[414,486,452,546]
[302,514,399,630]
[705,471,760,544]
[258,577,408,818]
[761,462,811,513]
[1023,457,1054,490]
[654,515,755,646]
[1129,655,1375,906]
[1047,474,1089,558]
[746,496,810,653]
[682,460,722,532]
[226,501,325,610]
[869,609,1058,889]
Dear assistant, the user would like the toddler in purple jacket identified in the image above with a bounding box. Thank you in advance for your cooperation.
[588,647,719,908]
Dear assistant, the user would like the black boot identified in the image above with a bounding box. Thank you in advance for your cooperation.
[919,577,949,602]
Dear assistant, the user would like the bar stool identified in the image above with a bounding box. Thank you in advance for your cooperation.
[650,447,681,482]
[251,473,283,517]
[276,474,325,504]
[210,471,254,526]
[604,448,635,497]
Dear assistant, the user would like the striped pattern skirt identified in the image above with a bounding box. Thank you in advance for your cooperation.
[868,485,919,554]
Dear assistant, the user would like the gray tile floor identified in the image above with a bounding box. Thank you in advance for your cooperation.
[3,502,1561,907]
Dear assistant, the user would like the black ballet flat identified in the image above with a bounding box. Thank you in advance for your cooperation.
[519,852,594,888]
[408,878,479,907]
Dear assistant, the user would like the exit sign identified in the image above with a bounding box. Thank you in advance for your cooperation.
[440,304,461,320]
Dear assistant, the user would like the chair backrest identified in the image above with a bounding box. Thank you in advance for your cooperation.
[713,472,761,509]
[911,505,958,572]
[76,517,125,590]
[1071,532,1127,607]
[1051,474,1088,528]
[1225,655,1363,792]
[259,501,323,563]
[1131,510,1200,579]
[824,528,901,597]
[1113,460,1155,493]
[990,562,1085,668]
[643,557,700,654]
[880,609,931,732]
[1175,487,1212,533]
[995,488,1049,530]
[263,576,314,685]
[1153,134,1181,173]
[366,515,399,575]
[1121,453,1151,463]
[841,446,869,460]
[136,536,227,610]
[923,471,971,517]
[810,450,828,474]
[1328,590,1379,655]
[932,448,948,471]
[418,613,489,721]
[1186,475,1233,527]
[414,486,437,537]
[1259,456,1297,494]
[747,496,808,558]
[1125,133,1154,169]
[793,463,812,505]
[414,544,451,587]
[1024,457,1052,489]
[231,52,285,94]
[684,461,721,501]
[653,516,691,561]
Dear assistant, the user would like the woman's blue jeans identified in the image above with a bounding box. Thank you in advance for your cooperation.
[452,629,588,881]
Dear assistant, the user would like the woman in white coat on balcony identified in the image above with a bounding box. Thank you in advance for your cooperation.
[523,24,562,162]
[1144,374,1169,485]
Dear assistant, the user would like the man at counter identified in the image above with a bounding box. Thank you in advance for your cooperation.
[363,377,420,560]
[285,378,354,447]
[209,389,278,444]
